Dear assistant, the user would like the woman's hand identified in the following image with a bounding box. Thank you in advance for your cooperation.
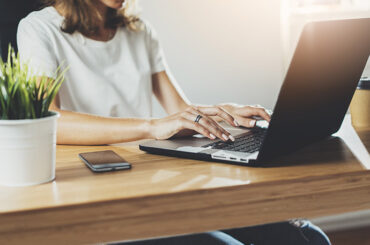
[220,104,271,128]
[150,106,239,141]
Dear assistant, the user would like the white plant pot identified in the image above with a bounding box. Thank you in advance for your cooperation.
[0,111,59,186]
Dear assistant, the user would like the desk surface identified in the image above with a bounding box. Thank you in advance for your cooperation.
[1,117,370,244]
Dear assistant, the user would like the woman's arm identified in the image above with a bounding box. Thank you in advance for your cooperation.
[50,78,236,145]
[50,95,152,145]
[49,71,270,145]
[152,71,190,114]
[51,98,236,145]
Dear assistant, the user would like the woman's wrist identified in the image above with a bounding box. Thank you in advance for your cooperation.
[144,119,157,140]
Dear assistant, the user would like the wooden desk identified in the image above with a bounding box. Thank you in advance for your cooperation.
[0,118,369,244]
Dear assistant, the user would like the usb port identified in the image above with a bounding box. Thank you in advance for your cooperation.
[230,157,237,160]
[240,158,247,161]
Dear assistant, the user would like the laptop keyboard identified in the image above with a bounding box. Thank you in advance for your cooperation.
[202,129,267,153]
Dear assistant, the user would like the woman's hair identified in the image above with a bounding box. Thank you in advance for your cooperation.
[41,0,141,36]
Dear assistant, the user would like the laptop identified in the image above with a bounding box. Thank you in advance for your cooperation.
[140,18,370,166]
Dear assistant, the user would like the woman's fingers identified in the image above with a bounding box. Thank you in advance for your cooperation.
[197,106,238,127]
[181,111,232,141]
[190,109,232,138]
[199,116,233,141]
[187,108,234,140]
[235,109,270,128]
[157,105,272,141]
[236,106,271,122]
[253,107,271,122]
[179,117,214,140]
[235,116,257,128]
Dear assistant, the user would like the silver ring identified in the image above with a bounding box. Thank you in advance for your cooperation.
[194,114,202,123]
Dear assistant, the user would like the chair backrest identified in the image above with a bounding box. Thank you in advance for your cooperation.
[0,0,42,61]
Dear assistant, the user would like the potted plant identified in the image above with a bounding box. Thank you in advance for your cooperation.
[0,46,66,186]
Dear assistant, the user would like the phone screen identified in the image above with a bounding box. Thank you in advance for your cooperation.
[79,150,131,172]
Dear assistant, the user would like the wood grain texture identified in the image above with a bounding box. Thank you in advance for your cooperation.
[0,117,369,244]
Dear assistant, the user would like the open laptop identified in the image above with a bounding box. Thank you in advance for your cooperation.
[140,18,370,166]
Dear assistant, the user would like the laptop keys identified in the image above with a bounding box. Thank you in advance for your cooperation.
[202,129,266,153]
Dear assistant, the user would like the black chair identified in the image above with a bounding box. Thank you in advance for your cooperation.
[0,0,41,61]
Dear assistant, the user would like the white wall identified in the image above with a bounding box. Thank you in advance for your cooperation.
[140,0,284,116]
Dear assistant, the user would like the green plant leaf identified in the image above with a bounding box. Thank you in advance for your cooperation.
[0,45,67,120]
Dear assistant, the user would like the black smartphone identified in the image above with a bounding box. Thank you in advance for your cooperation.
[78,150,131,173]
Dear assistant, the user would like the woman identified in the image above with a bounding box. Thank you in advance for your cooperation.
[17,0,331,244]
[18,0,269,145]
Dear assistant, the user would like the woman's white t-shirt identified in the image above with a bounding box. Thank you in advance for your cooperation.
[17,7,166,118]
